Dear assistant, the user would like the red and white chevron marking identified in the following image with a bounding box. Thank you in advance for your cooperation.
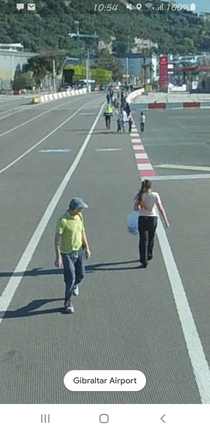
[130,123,156,177]
[39,88,87,103]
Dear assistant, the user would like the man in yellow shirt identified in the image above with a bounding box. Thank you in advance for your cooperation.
[54,197,91,314]
[103,104,113,129]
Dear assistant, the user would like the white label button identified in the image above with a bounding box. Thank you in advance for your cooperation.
[64,370,146,392]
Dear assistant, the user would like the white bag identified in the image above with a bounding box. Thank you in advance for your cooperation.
[127,211,139,235]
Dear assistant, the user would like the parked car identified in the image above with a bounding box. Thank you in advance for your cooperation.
[63,85,71,91]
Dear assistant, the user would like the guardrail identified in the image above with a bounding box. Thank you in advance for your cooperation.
[126,88,145,104]
[31,88,87,104]
[130,101,208,110]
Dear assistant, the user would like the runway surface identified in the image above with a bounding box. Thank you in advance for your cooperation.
[0,94,210,404]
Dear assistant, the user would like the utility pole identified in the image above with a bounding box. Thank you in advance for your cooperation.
[68,25,98,92]
[86,49,90,92]
[52,59,56,91]
[126,57,129,86]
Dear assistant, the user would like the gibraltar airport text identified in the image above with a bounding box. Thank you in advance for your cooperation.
[64,370,146,392]
[73,376,137,385]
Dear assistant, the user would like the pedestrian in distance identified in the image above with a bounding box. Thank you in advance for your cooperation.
[125,101,131,118]
[128,115,133,133]
[140,111,146,133]
[54,197,91,314]
[117,115,121,132]
[134,180,169,268]
[103,104,113,129]
[122,108,128,133]
[110,87,114,105]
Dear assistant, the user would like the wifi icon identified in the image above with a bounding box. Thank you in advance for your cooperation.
[145,3,154,9]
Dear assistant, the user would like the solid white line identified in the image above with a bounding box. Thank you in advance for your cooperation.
[130,133,139,137]
[154,164,210,172]
[131,116,210,403]
[157,219,210,403]
[131,138,141,143]
[0,98,100,175]
[151,174,210,180]
[0,95,88,138]
[0,102,105,324]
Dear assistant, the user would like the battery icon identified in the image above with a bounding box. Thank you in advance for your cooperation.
[190,3,196,10]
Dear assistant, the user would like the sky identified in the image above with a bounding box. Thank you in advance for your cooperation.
[162,0,210,14]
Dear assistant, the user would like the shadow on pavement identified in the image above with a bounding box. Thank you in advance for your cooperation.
[0,261,141,319]
[0,261,140,279]
[0,298,64,319]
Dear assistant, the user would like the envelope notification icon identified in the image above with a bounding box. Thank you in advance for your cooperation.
[27,3,36,10]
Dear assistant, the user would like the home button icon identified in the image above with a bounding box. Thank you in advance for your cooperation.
[99,414,109,423]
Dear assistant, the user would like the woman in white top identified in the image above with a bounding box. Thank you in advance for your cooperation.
[140,111,146,133]
[134,179,169,268]
[122,109,128,133]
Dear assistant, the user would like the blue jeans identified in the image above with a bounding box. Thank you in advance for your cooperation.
[61,249,85,306]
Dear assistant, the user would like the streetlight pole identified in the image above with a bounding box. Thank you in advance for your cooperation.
[52,59,56,91]
[126,57,129,86]
[86,49,90,92]
[68,26,98,92]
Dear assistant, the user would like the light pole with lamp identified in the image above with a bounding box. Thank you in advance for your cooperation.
[68,24,98,93]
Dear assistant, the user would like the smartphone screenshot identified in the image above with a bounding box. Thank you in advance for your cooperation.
[0,0,210,430]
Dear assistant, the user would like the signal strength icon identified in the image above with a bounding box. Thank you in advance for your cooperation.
[157,3,163,10]
[145,3,154,9]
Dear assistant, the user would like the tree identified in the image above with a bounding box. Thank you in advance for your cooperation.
[27,51,68,85]
[95,48,123,81]
[13,72,36,90]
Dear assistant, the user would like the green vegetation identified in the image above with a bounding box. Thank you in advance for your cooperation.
[13,71,35,90]
[26,51,66,85]
[63,64,112,84]
[0,0,210,55]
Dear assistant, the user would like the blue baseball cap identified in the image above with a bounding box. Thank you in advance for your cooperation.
[69,197,88,210]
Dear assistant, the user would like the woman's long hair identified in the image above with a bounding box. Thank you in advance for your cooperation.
[135,179,152,207]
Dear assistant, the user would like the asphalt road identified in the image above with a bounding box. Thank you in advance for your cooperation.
[0,96,210,405]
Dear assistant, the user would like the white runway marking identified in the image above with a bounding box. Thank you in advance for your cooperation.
[151,174,210,181]
[154,164,210,172]
[39,149,71,153]
[157,219,210,403]
[133,145,144,150]
[0,102,105,325]
[137,163,153,170]
[131,138,141,143]
[131,122,210,403]
[95,148,122,152]
[134,153,148,159]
